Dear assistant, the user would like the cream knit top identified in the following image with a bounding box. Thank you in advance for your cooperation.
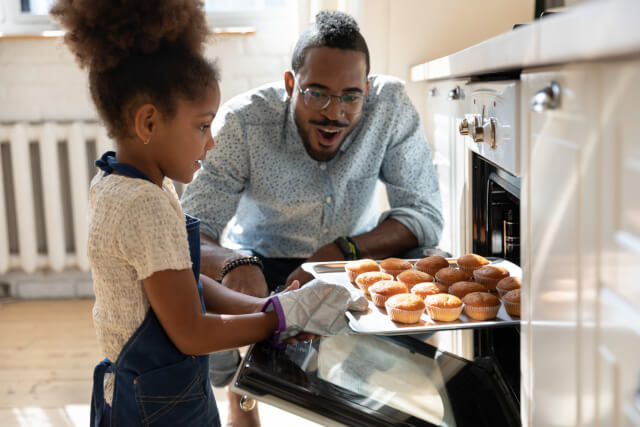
[87,171,192,404]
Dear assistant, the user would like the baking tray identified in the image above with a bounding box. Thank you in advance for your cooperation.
[301,258,521,336]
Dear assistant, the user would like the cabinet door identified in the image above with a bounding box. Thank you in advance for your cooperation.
[598,59,640,427]
[522,66,600,427]
[424,81,468,257]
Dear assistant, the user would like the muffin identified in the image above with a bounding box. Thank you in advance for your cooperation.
[411,282,445,300]
[396,270,434,291]
[434,267,472,288]
[379,258,413,278]
[462,292,501,320]
[368,280,409,307]
[345,259,379,284]
[502,289,521,317]
[448,281,488,299]
[415,256,450,276]
[496,276,522,298]
[354,271,394,295]
[456,253,490,274]
[424,293,463,322]
[385,294,426,324]
[473,265,510,291]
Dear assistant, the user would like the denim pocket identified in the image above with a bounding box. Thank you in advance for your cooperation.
[134,356,208,425]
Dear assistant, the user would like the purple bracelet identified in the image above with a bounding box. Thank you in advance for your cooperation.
[261,296,287,349]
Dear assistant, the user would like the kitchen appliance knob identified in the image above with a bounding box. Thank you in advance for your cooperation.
[239,395,257,412]
[531,81,561,112]
[459,118,470,135]
[480,118,497,148]
[448,86,461,100]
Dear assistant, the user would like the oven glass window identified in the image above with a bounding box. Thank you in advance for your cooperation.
[317,334,455,426]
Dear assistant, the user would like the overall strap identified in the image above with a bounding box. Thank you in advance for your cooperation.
[95,151,153,183]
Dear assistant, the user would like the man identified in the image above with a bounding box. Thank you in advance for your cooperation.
[181,10,443,427]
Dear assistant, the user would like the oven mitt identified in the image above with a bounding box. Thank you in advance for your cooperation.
[261,279,368,348]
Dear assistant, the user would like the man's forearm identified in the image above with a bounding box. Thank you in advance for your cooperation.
[199,233,244,280]
[349,218,418,260]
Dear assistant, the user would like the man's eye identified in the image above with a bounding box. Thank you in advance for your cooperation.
[342,94,360,103]
[310,90,327,99]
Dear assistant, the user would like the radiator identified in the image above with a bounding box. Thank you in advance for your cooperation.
[0,121,113,274]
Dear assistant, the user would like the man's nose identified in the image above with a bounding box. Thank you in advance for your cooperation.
[321,96,345,121]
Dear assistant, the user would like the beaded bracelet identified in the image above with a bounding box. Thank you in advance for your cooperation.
[220,256,264,280]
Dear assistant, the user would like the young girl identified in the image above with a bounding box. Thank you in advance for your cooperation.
[50,1,362,426]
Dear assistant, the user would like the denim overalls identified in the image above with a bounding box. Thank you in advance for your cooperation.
[90,151,220,427]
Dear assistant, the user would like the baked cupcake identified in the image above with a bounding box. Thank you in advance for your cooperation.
[379,258,413,278]
[354,271,394,296]
[415,256,449,276]
[448,281,488,299]
[502,289,521,317]
[368,280,409,308]
[462,292,501,320]
[456,253,490,274]
[396,270,434,291]
[424,293,463,322]
[473,265,510,291]
[385,294,425,324]
[434,267,471,288]
[411,282,445,300]
[345,259,379,284]
[496,276,522,298]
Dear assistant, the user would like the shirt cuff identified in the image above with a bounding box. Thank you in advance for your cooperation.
[377,207,440,248]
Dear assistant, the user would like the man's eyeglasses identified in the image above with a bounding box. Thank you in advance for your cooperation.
[292,74,365,114]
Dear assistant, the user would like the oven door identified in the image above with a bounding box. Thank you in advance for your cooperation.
[232,333,519,427]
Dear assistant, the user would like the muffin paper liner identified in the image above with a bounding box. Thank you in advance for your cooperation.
[425,304,463,322]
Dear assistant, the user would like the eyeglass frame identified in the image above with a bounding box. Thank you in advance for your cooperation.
[290,73,367,114]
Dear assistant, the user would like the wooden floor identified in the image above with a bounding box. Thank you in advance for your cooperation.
[0,299,320,427]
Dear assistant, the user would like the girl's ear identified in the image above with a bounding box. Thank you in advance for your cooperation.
[134,104,157,145]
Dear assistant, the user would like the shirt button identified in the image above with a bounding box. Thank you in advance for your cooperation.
[323,228,329,233]
[320,163,327,170]
[325,196,332,204]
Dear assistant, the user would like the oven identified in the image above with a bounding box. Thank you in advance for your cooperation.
[230,79,524,427]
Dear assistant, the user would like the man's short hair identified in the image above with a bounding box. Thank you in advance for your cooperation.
[291,10,370,75]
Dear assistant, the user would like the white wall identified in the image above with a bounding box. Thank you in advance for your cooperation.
[0,22,295,122]
[346,0,535,130]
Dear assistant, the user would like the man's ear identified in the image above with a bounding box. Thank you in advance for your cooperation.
[284,71,295,98]
[134,104,157,144]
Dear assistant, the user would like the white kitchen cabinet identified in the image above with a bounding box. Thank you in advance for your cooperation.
[597,59,640,427]
[522,65,601,427]
[424,80,470,258]
[523,60,640,427]
[423,80,473,360]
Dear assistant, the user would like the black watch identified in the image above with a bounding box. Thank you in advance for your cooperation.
[334,236,358,260]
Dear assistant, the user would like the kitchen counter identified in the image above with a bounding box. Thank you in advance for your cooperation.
[411,0,640,82]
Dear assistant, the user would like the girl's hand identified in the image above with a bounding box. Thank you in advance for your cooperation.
[278,280,323,344]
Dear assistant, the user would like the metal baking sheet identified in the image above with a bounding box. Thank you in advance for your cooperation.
[301,258,521,336]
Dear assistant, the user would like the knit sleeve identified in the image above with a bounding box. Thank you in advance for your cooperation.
[115,190,192,281]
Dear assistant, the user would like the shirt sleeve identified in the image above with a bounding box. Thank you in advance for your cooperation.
[180,106,249,242]
[377,82,444,248]
[116,191,192,281]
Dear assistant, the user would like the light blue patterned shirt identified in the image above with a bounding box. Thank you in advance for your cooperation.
[181,75,443,258]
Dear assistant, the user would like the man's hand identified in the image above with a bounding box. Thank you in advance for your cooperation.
[284,266,315,288]
[221,264,269,298]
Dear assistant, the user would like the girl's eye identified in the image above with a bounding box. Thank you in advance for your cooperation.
[199,124,210,133]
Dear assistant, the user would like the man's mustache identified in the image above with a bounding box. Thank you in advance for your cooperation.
[309,119,349,128]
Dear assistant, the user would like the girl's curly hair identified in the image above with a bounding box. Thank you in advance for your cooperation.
[51,0,220,140]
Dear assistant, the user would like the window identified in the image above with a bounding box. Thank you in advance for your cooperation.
[0,0,293,35]
[20,0,53,14]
